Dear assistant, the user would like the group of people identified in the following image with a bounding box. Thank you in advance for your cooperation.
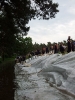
[15,36,75,64]
[28,46,50,59]
[51,36,75,54]
[50,43,65,54]
[15,55,26,64]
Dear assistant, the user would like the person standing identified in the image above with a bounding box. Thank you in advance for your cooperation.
[71,40,75,51]
[50,45,54,54]
[54,43,58,53]
[59,42,65,53]
[67,36,72,53]
[46,46,49,54]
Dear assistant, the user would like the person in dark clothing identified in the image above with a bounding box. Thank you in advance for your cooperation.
[22,55,26,61]
[71,40,75,51]
[54,43,58,53]
[74,40,75,51]
[36,49,41,55]
[35,50,37,55]
[59,43,64,53]
[42,47,46,54]
[21,55,26,64]
[50,45,54,53]
[67,36,72,53]
[46,46,49,54]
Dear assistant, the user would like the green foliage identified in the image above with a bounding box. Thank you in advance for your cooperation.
[0,56,15,65]
[0,0,59,36]
[0,0,59,59]
[14,37,33,55]
[33,0,59,19]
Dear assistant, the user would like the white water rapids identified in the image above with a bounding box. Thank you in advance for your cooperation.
[14,52,75,100]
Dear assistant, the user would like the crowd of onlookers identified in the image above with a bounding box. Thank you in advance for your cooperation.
[15,55,26,64]
[15,36,75,64]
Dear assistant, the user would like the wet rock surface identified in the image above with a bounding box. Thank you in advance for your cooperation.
[14,52,75,100]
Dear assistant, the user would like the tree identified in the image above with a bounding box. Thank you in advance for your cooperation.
[14,37,33,55]
[33,42,40,51]
[0,0,59,35]
[0,0,59,59]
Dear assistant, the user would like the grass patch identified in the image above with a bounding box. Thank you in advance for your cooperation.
[0,57,15,74]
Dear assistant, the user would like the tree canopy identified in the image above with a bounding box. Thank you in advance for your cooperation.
[0,0,59,35]
[0,0,59,59]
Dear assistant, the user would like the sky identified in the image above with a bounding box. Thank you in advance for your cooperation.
[25,0,75,44]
